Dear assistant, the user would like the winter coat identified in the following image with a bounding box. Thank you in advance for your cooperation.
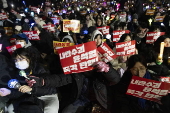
[0,34,11,58]
[7,63,57,99]
[42,65,120,112]
[34,30,53,55]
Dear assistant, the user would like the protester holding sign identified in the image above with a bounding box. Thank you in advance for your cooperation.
[113,55,167,113]
[111,33,137,76]
[3,48,59,113]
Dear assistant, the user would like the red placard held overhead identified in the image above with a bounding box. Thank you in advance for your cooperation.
[97,26,110,35]
[97,43,117,63]
[58,41,99,74]
[146,32,165,44]
[113,30,130,42]
[23,31,40,40]
[43,24,55,32]
[51,17,60,24]
[0,13,8,20]
[6,44,22,55]
[126,76,170,103]
[116,40,136,56]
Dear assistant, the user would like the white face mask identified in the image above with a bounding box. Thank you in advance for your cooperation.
[15,42,25,47]
[15,60,29,70]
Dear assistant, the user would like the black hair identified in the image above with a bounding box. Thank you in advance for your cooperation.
[12,48,33,71]
[12,48,30,63]
[154,35,170,52]
[94,34,103,40]
[32,24,42,31]
[15,36,26,42]
[149,25,161,32]
[139,22,148,29]
[118,33,131,42]
[127,55,147,70]
[96,17,103,27]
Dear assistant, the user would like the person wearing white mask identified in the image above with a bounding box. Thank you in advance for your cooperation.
[2,48,59,113]
[15,33,42,63]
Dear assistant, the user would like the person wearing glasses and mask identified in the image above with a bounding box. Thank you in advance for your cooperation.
[112,55,166,113]
[0,48,59,113]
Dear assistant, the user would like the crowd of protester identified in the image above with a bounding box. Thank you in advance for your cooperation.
[0,0,170,113]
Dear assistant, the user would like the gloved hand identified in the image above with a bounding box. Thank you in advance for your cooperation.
[92,61,110,73]
[0,88,11,96]
[26,75,44,87]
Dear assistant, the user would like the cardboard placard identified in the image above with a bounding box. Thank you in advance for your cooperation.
[23,31,40,40]
[4,27,13,36]
[97,43,117,63]
[146,32,165,44]
[6,44,22,55]
[58,41,99,74]
[63,20,80,33]
[155,16,165,22]
[97,26,110,35]
[53,41,74,54]
[113,30,130,42]
[126,76,170,103]
[146,10,155,15]
[116,40,136,56]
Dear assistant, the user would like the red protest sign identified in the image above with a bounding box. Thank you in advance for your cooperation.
[97,43,117,63]
[116,40,136,56]
[31,7,38,13]
[113,30,130,42]
[43,24,55,32]
[58,41,99,74]
[10,38,16,45]
[23,31,40,40]
[0,13,8,20]
[51,17,60,24]
[6,44,22,55]
[126,76,170,102]
[146,32,165,44]
[97,26,110,35]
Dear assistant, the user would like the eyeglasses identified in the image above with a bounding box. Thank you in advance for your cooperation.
[130,67,146,73]
[14,57,27,62]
